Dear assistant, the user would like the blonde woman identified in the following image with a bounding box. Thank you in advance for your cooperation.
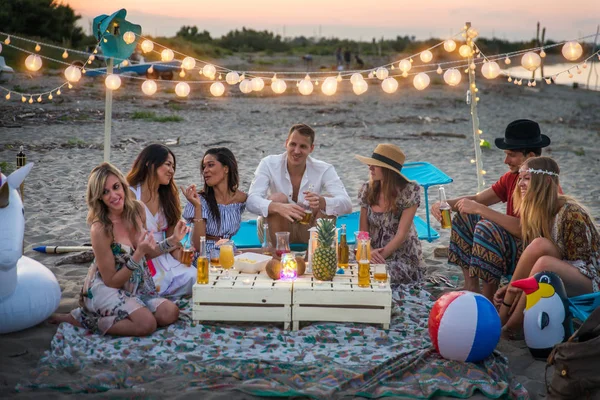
[51,163,183,336]
[497,157,600,338]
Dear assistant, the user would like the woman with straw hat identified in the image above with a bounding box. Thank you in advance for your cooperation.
[355,144,425,287]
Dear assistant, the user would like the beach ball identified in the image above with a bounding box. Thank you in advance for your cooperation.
[429,291,501,362]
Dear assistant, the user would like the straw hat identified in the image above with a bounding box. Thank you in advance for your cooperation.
[355,143,413,182]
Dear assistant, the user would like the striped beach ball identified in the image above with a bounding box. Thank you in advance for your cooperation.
[428,291,501,362]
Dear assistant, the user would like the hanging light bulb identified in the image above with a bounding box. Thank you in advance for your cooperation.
[141,40,154,53]
[56,89,61,95]
[37,95,42,102]
[368,71,374,79]
[239,79,253,94]
[321,76,337,96]
[508,76,512,82]
[271,78,287,94]
[375,67,388,80]
[182,56,196,70]
[202,64,216,79]
[68,83,73,90]
[89,54,95,61]
[120,60,129,67]
[504,56,511,65]
[4,36,10,45]
[436,65,443,74]
[175,81,190,97]
[28,96,33,104]
[251,77,265,91]
[161,49,174,62]
[568,71,574,78]
[179,69,185,78]
[545,77,552,84]
[226,71,240,85]
[413,73,430,90]
[48,93,53,100]
[458,44,472,58]
[481,61,500,79]
[420,50,433,63]
[469,62,476,70]
[352,79,368,95]
[443,39,456,52]
[350,73,363,85]
[521,52,541,71]
[562,41,583,61]
[298,78,314,95]
[64,65,82,82]
[398,59,411,73]
[105,74,121,90]
[210,81,225,97]
[5,92,10,100]
[141,79,157,95]
[123,31,136,44]
[443,68,461,86]
[21,96,26,103]
[402,71,408,78]
[532,80,537,86]
[62,50,69,59]
[577,66,582,74]
[540,49,546,58]
[583,62,588,69]
[25,54,42,71]
[336,73,342,82]
[381,77,398,93]
[35,43,41,52]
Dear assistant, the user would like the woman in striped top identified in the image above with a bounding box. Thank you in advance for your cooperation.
[181,148,246,257]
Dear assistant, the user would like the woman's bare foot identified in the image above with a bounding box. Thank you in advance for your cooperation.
[48,313,81,327]
[500,325,524,341]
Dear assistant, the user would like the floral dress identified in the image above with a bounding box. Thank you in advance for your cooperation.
[71,243,168,335]
[552,201,600,292]
[358,181,426,286]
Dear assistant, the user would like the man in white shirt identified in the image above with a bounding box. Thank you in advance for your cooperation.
[247,123,352,246]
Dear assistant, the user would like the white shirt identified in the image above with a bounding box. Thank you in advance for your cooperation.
[247,153,352,218]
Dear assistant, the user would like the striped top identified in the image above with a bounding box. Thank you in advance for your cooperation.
[182,196,246,254]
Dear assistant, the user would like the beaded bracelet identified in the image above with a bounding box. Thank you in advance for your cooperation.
[158,238,175,253]
[126,258,142,272]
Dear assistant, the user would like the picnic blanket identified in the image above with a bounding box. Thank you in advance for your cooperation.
[18,286,528,399]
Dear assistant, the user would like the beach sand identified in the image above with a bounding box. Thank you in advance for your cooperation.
[1,67,599,398]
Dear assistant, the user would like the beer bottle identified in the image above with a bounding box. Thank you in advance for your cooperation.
[338,223,349,268]
[439,187,452,229]
[181,222,194,266]
[197,236,209,284]
[357,240,371,288]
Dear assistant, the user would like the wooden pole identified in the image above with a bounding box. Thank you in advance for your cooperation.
[586,25,599,91]
[540,27,546,83]
[103,58,114,162]
[466,22,484,193]
[532,22,540,81]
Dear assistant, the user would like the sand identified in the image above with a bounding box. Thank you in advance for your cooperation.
[0,66,599,399]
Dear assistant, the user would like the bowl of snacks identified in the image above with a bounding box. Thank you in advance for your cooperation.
[234,252,273,273]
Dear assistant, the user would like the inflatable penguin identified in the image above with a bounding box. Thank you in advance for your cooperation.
[511,271,572,359]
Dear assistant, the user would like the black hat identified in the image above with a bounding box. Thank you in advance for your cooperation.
[495,119,550,150]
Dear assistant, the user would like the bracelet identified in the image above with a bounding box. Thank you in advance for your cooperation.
[126,258,143,271]
[502,300,513,308]
[192,218,204,223]
[158,238,176,253]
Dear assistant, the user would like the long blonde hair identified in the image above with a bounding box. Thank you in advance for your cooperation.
[366,167,408,215]
[87,163,141,237]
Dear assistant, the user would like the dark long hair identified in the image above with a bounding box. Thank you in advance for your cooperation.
[200,147,239,231]
[366,167,408,215]
[126,144,181,228]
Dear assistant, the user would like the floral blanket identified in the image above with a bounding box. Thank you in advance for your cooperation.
[19,286,528,399]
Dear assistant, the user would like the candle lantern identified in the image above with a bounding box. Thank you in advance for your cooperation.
[280,253,298,280]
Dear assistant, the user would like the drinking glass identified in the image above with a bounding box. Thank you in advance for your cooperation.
[373,264,388,287]
[219,241,235,280]
[275,231,291,258]
[298,184,314,225]
[210,248,220,272]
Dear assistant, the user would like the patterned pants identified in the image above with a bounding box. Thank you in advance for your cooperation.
[448,213,523,285]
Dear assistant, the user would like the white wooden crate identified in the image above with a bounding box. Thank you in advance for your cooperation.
[291,264,392,330]
[192,269,293,329]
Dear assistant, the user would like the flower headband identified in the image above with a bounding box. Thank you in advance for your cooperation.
[524,168,559,177]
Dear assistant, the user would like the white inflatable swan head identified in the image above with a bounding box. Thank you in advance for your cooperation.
[0,162,33,298]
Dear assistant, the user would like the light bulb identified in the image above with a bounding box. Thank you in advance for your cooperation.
[105,74,121,90]
[48,94,52,100]
[577,67,582,74]
[251,77,265,91]
[210,81,225,97]
[416,50,432,64]
[25,54,42,71]
[271,78,287,94]
[226,71,240,85]
[443,68,461,86]
[298,79,314,95]
[56,89,61,95]
[336,73,342,82]
[35,43,41,52]
[504,56,511,65]
[21,96,26,102]
[142,79,157,95]
[410,58,413,63]
[4,36,10,45]
[37,96,42,102]
[402,71,408,78]
[350,73,363,85]
[68,83,73,89]
[470,62,476,70]
[161,49,174,62]
[321,76,337,96]
[120,60,129,67]
[398,59,411,72]
[532,80,537,86]
[443,39,456,52]
[508,76,512,82]
[381,77,398,93]
[436,65,443,74]
[583,62,588,69]
[202,64,216,79]
[562,41,583,61]
[175,82,190,97]
[182,56,196,70]
[239,79,253,94]
[521,51,541,71]
[540,49,546,58]
[375,67,388,80]
[64,65,82,82]
[459,44,472,58]
[179,70,185,78]
[141,40,154,53]
[123,31,136,44]
[412,73,430,90]
[545,78,552,84]
[368,71,374,79]
[89,55,95,61]
[352,79,368,95]
[62,50,69,59]
[481,61,500,79]
[148,65,154,74]
[5,93,10,100]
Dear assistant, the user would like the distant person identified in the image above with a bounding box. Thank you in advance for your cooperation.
[302,54,313,71]
[355,54,365,68]
[335,47,342,67]
[343,49,351,69]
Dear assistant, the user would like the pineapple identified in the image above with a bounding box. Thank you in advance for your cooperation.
[312,219,338,281]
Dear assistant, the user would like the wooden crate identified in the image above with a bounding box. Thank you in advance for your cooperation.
[291,264,392,330]
[192,269,293,330]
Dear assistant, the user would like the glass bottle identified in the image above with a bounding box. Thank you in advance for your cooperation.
[181,222,194,266]
[196,236,209,284]
[261,223,273,255]
[439,187,452,229]
[299,183,314,225]
[357,239,371,288]
[338,223,349,268]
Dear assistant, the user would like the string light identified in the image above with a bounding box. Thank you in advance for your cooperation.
[443,68,461,86]
[521,52,541,71]
[562,41,583,61]
[62,50,69,59]
[202,64,216,79]
[398,59,411,73]
[210,81,225,97]
[271,78,287,94]
[34,43,41,52]
[28,96,33,104]
[481,61,500,79]
[420,50,433,63]
[350,73,363,85]
[239,79,253,93]
[105,74,121,90]
[141,79,157,95]
[25,54,42,71]
[336,73,342,82]
[504,56,511,65]
[381,77,398,93]
[413,73,430,90]
[251,77,265,91]
[175,81,190,97]
[352,79,368,95]
[226,71,240,85]
[443,39,456,52]
[141,40,153,53]
[21,95,26,102]
[182,56,196,70]
[48,93,53,100]
[459,45,472,57]
[5,92,10,100]
[123,31,136,45]
[64,65,82,82]
[321,76,338,96]
[298,78,314,95]
[375,67,388,80]
[4,36,10,45]
[37,95,42,102]
[161,49,174,62]
[540,49,546,58]
[436,65,443,74]
[56,89,61,95]
[179,69,185,78]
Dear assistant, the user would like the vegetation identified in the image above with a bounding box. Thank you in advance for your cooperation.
[131,111,183,123]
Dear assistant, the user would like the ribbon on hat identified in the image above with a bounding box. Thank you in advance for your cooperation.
[371,153,404,171]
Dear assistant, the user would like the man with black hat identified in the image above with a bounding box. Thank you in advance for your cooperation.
[431,119,551,302]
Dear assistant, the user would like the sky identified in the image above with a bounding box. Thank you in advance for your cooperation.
[66,0,600,42]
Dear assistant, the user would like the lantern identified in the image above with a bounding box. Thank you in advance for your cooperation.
[141,40,154,53]
[443,40,456,52]
[562,41,583,61]
[141,79,157,96]
[25,54,42,72]
[459,45,472,58]
[420,50,433,63]
[210,82,225,97]
[375,67,389,80]
[64,65,82,83]
[271,79,287,94]
[226,71,240,85]
[251,77,265,91]
[398,59,411,73]
[105,74,121,90]
[443,68,461,86]
[298,79,314,95]
[413,73,430,90]
[481,61,501,79]
[181,56,196,70]
[352,79,368,95]
[381,77,398,93]
[350,73,363,85]
[521,52,541,71]
[175,82,190,97]
[321,77,337,96]
[122,31,136,44]
[239,79,253,94]
[161,49,174,62]
[202,64,216,79]
[280,253,298,280]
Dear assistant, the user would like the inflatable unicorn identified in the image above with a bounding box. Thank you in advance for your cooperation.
[0,163,61,334]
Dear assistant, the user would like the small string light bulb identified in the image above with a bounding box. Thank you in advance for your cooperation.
[481,170,487,175]
[315,80,319,86]
[103,38,108,43]
[390,64,395,70]
[57,89,61,95]
[527,81,532,87]
[532,80,537,87]
[218,73,222,80]
[582,62,588,69]
[436,65,443,74]
[81,68,86,74]
[5,92,10,100]
[470,159,476,163]
[68,83,73,89]
[336,73,342,82]
[508,76,512,82]
[93,49,98,54]
[48,93,53,100]
[409,58,413,63]
[179,70,185,78]
[35,43,41,52]
[504,56,511,64]
[28,96,33,104]
[21,96,26,102]
[478,129,483,134]
[577,66,582,74]
[37,95,42,102]
[148,65,154,74]
[89,55,95,61]
[402,71,408,78]
[464,68,469,74]
[545,77,552,84]
[62,50,69,59]
[568,71,574,78]
[4,36,10,45]
[304,74,311,81]
[540,49,546,58]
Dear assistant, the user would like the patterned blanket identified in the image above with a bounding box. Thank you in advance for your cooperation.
[18,286,528,399]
